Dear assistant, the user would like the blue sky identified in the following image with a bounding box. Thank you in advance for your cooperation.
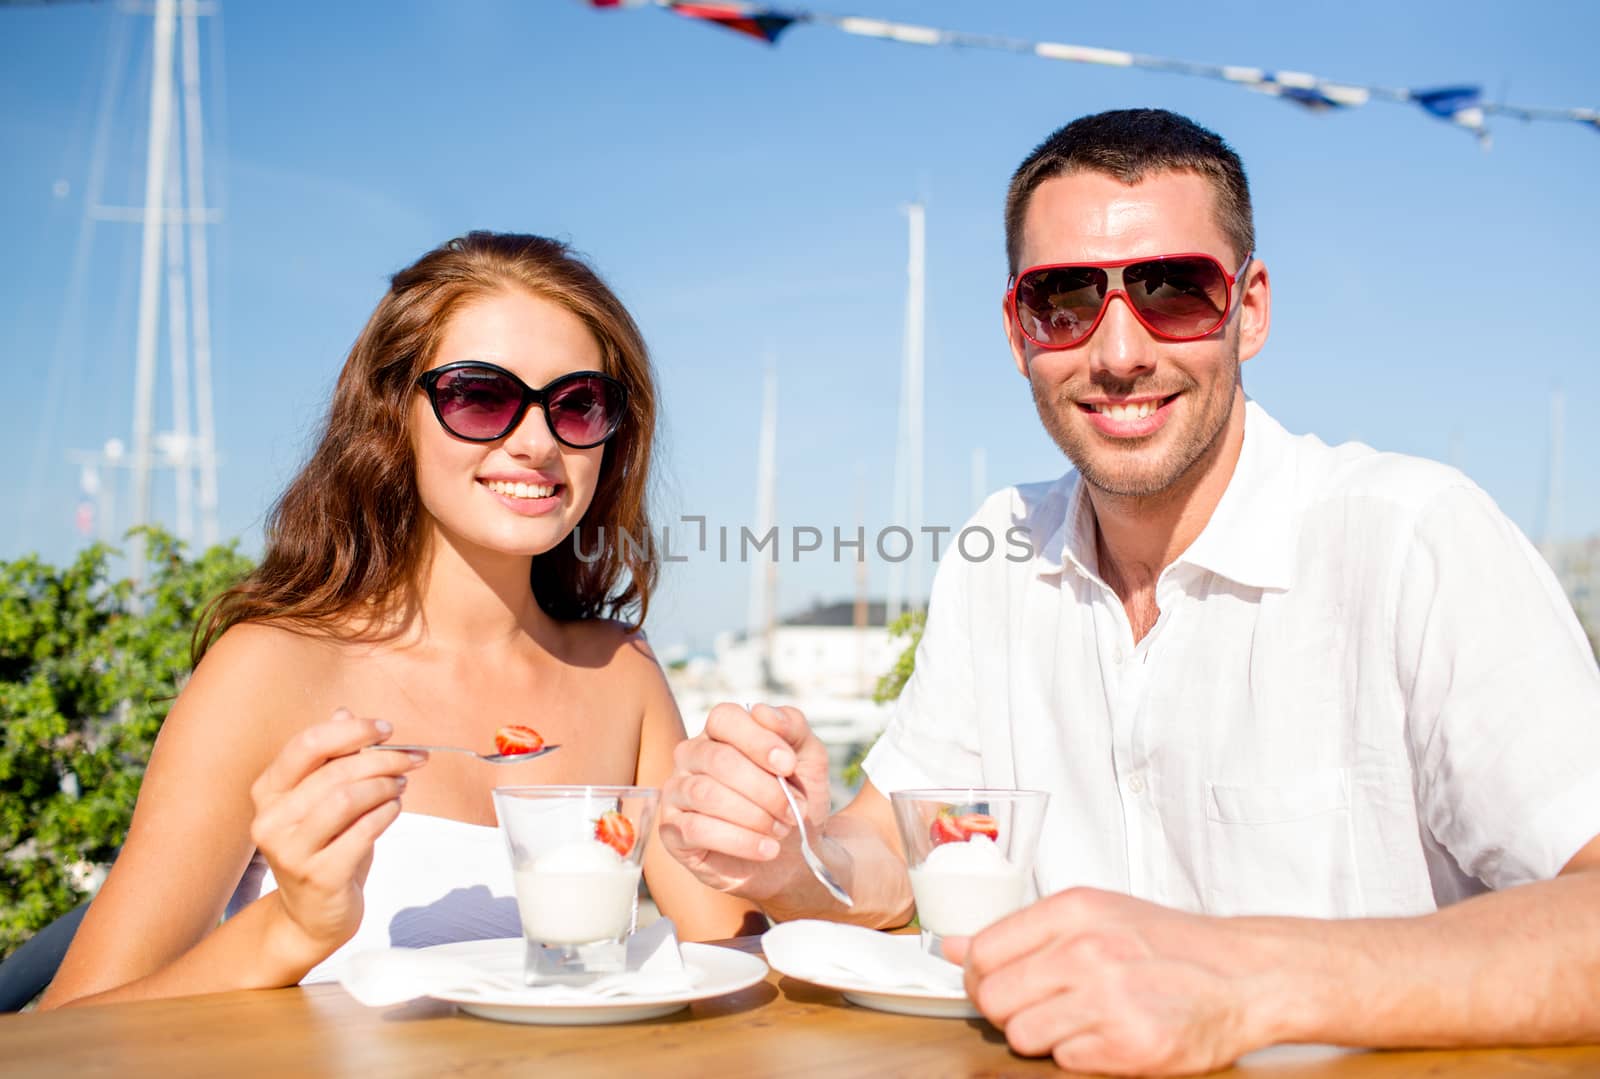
[3,0,1597,653]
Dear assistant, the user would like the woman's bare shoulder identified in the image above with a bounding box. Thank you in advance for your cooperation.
[560,618,661,671]
[181,621,350,741]
[198,619,345,673]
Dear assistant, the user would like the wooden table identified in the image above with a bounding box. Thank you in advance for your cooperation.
[4,937,1600,1078]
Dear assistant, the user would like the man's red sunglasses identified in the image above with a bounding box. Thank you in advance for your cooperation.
[1008,252,1253,349]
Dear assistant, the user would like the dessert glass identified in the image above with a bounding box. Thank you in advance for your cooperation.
[492,785,658,983]
[889,788,1049,961]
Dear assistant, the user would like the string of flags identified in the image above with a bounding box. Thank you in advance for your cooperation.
[586,0,1600,148]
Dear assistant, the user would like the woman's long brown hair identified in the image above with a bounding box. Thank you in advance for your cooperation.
[192,232,658,665]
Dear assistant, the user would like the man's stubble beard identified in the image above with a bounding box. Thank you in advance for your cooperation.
[1030,342,1241,500]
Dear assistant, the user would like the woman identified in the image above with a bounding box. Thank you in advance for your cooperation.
[41,232,762,1006]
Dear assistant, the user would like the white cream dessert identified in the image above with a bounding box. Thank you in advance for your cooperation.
[907,834,1029,937]
[513,838,641,944]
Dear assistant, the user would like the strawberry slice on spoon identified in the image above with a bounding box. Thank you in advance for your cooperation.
[493,724,545,757]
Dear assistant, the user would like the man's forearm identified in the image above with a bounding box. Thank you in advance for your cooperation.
[1251,871,1600,1048]
[757,812,915,929]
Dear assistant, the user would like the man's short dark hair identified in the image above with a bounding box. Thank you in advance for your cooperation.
[1004,109,1255,273]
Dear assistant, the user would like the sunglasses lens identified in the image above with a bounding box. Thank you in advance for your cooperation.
[1015,266,1108,347]
[432,366,524,439]
[1124,257,1229,338]
[546,375,625,447]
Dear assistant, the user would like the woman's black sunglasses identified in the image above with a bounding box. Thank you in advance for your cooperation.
[416,361,628,449]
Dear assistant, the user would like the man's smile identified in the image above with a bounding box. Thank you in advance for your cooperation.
[1076,393,1181,437]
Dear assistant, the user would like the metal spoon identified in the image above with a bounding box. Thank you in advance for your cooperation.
[779,775,854,908]
[362,743,562,765]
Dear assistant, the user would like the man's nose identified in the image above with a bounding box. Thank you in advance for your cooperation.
[1085,293,1158,383]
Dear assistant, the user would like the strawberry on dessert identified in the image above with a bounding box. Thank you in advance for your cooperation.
[494,725,545,756]
[594,809,636,857]
[929,807,1000,846]
[955,812,999,841]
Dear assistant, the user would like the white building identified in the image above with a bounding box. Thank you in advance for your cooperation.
[666,600,909,807]
[716,600,902,698]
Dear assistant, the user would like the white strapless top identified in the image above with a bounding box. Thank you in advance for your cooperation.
[225,812,520,984]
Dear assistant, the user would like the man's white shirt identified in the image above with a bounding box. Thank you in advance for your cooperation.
[862,399,1600,918]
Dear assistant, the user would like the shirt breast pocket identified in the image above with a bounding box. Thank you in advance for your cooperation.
[1203,767,1365,919]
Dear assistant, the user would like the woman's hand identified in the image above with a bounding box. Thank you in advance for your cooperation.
[247,708,427,959]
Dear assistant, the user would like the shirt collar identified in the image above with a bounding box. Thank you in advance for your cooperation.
[1029,471,1101,582]
[1176,399,1299,591]
[1033,399,1300,592]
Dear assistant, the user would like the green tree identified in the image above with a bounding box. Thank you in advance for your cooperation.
[871,610,926,705]
[0,530,252,960]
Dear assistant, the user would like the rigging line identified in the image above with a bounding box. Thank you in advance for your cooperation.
[18,5,131,553]
[626,1,1598,134]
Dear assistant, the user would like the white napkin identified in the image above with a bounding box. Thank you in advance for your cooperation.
[340,917,693,1007]
[762,920,966,994]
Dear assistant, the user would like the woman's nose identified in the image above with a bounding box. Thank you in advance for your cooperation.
[503,402,562,460]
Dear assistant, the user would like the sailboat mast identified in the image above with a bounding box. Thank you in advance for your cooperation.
[128,0,179,581]
[904,202,925,612]
[181,2,221,547]
[889,202,927,621]
[748,361,779,685]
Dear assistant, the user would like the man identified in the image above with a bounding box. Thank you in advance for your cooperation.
[660,109,1600,1075]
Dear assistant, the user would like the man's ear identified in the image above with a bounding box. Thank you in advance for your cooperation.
[1237,259,1271,364]
[1002,287,1031,379]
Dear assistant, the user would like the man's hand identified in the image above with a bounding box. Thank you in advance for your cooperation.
[944,889,1285,1076]
[659,703,832,904]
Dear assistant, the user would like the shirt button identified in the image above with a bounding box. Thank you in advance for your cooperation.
[1127,774,1147,795]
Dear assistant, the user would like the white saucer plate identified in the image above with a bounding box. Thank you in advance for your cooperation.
[765,960,980,1019]
[420,938,769,1025]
